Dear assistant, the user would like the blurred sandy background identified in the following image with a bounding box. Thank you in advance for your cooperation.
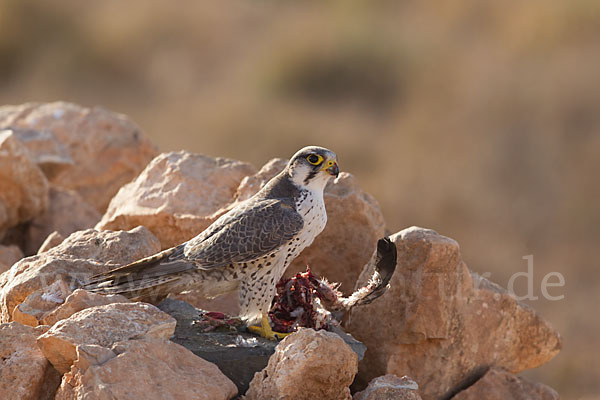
[1,1,598,398]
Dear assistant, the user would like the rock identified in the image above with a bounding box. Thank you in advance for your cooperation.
[55,338,238,400]
[0,244,23,273]
[171,290,241,316]
[12,279,71,327]
[8,128,73,180]
[1,226,161,322]
[347,227,562,400]
[158,298,277,394]
[0,101,158,211]
[0,322,61,400]
[25,186,101,255]
[158,298,367,395]
[234,158,288,202]
[0,129,49,238]
[245,328,358,400]
[41,289,130,327]
[452,367,559,400]
[96,151,256,249]
[37,302,176,374]
[353,375,422,400]
[37,231,65,254]
[288,172,387,294]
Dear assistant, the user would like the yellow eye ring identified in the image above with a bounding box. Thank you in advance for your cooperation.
[306,154,324,165]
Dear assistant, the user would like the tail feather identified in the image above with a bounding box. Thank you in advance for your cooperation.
[82,244,195,302]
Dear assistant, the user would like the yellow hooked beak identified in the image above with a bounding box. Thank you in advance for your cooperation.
[322,160,339,177]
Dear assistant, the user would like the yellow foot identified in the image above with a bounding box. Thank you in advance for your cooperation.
[247,314,292,341]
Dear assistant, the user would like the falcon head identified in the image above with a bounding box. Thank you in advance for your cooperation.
[287,146,339,191]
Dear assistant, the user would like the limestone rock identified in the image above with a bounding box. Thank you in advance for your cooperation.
[12,279,71,327]
[347,227,562,400]
[37,302,176,374]
[288,172,387,294]
[0,101,158,211]
[7,128,73,180]
[0,129,49,237]
[37,231,65,254]
[354,375,422,400]
[234,158,288,202]
[25,186,101,255]
[42,289,130,327]
[0,322,60,400]
[1,227,160,322]
[246,328,358,400]
[452,367,559,400]
[55,338,237,400]
[97,151,256,248]
[0,244,23,273]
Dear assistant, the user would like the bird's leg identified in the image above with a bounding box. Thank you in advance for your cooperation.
[247,314,292,341]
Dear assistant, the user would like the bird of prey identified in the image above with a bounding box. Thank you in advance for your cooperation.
[83,146,339,339]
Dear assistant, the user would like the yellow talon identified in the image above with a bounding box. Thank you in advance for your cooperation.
[247,314,292,341]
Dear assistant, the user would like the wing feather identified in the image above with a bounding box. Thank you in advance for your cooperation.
[183,198,304,268]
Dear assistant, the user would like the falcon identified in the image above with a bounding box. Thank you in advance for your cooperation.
[83,146,339,339]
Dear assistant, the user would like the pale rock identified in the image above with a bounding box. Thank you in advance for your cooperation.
[452,367,559,400]
[234,158,288,202]
[1,227,160,322]
[42,289,130,326]
[37,302,176,374]
[0,101,158,211]
[0,322,60,400]
[246,328,358,400]
[8,128,73,180]
[0,130,49,237]
[12,279,71,327]
[347,227,562,400]
[96,151,256,248]
[0,244,23,273]
[25,186,101,255]
[353,375,422,400]
[37,231,65,254]
[55,338,237,400]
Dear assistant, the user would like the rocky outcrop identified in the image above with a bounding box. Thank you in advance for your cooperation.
[0,102,564,399]
[0,130,49,238]
[37,302,176,374]
[0,226,161,323]
[354,375,422,400]
[245,328,358,400]
[0,322,60,400]
[96,151,256,248]
[24,187,101,255]
[347,227,562,400]
[0,102,158,212]
[452,367,559,400]
[55,338,238,400]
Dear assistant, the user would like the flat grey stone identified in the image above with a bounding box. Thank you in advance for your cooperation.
[158,298,366,394]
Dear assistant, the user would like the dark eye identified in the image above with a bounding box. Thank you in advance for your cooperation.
[307,154,323,165]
